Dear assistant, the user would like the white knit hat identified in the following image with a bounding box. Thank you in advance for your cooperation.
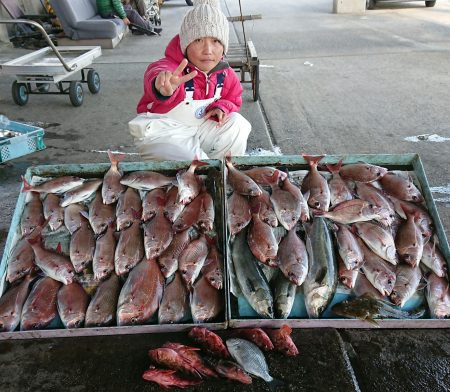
[179,0,229,55]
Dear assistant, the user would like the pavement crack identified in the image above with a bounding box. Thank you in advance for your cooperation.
[335,329,362,392]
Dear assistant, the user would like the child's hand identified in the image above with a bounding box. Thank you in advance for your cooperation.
[205,108,227,126]
[155,59,198,97]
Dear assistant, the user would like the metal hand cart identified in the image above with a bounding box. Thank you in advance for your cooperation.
[0,19,102,107]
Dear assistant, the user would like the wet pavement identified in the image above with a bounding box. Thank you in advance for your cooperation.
[1,0,450,390]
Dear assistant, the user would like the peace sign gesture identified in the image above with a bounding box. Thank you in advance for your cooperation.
[155,59,198,97]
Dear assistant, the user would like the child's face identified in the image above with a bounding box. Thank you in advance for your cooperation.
[186,37,224,73]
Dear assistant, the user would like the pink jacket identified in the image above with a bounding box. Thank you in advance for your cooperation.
[136,35,243,115]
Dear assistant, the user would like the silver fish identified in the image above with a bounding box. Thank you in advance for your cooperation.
[158,272,189,324]
[120,170,174,191]
[226,338,279,385]
[273,272,297,319]
[85,273,121,327]
[303,217,337,318]
[60,179,103,207]
[102,150,126,204]
[231,229,274,318]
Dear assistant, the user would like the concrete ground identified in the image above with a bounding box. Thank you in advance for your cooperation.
[1,0,450,390]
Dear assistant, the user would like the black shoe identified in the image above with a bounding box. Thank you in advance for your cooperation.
[145,27,162,36]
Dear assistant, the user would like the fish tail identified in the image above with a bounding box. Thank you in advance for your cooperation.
[194,159,209,169]
[268,377,285,390]
[302,154,326,168]
[107,150,126,168]
[325,159,343,174]
[21,175,32,192]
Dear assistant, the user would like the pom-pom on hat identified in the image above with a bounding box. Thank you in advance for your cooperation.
[179,0,229,55]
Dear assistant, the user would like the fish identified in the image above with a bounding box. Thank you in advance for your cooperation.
[426,273,450,319]
[201,238,223,290]
[64,203,87,234]
[247,205,278,266]
[225,153,262,196]
[197,190,215,232]
[227,192,252,237]
[87,191,116,235]
[158,272,189,324]
[421,241,447,278]
[188,327,230,358]
[338,256,358,289]
[21,192,45,236]
[313,199,390,225]
[158,228,198,278]
[164,186,185,223]
[93,221,116,282]
[265,324,299,356]
[163,342,217,378]
[21,175,84,194]
[101,150,126,204]
[354,221,398,265]
[28,234,75,285]
[204,357,252,384]
[0,275,34,332]
[301,154,330,212]
[176,158,209,204]
[179,234,209,288]
[142,365,203,388]
[353,273,385,300]
[231,229,274,318]
[273,272,297,318]
[379,172,424,203]
[42,193,64,231]
[116,187,142,231]
[57,282,89,328]
[282,175,310,222]
[278,228,309,286]
[142,188,166,222]
[338,162,388,183]
[114,210,144,276]
[229,328,274,351]
[390,264,422,307]
[332,223,364,270]
[359,239,396,296]
[70,217,95,273]
[332,296,425,324]
[242,166,287,185]
[6,237,36,283]
[172,191,203,232]
[148,347,203,378]
[117,258,164,326]
[395,208,425,267]
[85,273,121,327]
[60,179,103,207]
[326,160,353,207]
[355,182,396,226]
[303,217,338,318]
[259,263,278,283]
[268,170,302,230]
[226,338,282,387]
[120,170,174,191]
[388,197,432,238]
[20,277,62,330]
[191,275,223,323]
[248,188,278,227]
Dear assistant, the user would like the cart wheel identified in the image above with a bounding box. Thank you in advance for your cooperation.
[69,81,84,107]
[185,0,193,5]
[12,81,29,106]
[87,70,101,94]
[251,65,260,102]
[36,83,50,93]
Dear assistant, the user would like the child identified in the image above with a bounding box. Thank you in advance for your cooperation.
[129,0,251,161]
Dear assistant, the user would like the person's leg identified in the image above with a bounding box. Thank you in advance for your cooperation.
[123,4,160,33]
[197,113,251,159]
[129,114,208,161]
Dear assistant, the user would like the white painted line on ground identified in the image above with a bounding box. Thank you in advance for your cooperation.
[247,146,283,156]
[430,184,450,203]
[92,149,139,155]
[404,134,450,142]
[260,64,274,68]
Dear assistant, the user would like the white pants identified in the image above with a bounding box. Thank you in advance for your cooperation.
[128,113,251,161]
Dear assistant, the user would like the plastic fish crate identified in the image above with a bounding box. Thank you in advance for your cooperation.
[0,121,45,163]
[0,159,228,340]
[224,154,450,329]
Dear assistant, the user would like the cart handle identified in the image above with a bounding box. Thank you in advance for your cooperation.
[0,19,77,72]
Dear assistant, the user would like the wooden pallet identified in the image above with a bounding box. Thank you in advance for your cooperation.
[226,40,260,101]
